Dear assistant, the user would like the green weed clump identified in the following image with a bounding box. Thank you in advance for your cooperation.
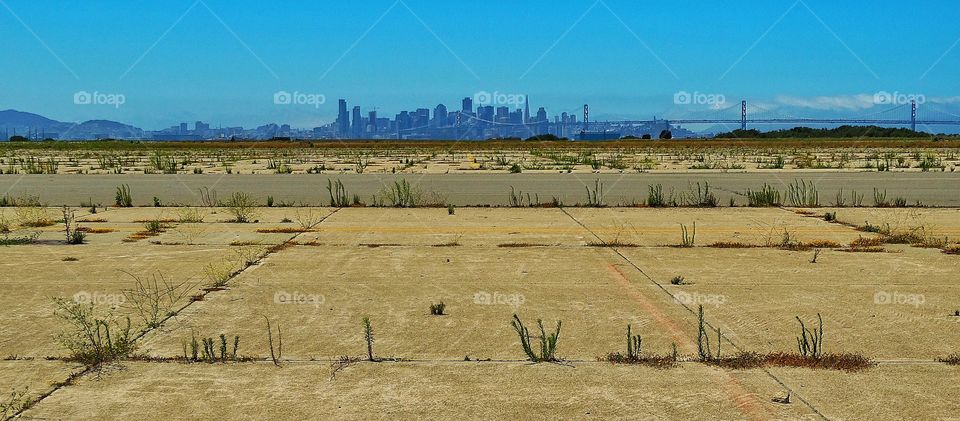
[787,179,819,207]
[679,222,696,247]
[185,333,240,363]
[511,314,562,363]
[585,179,605,207]
[115,184,133,207]
[746,184,782,207]
[647,184,666,207]
[429,302,446,316]
[600,325,677,368]
[327,179,350,207]
[384,179,421,208]
[796,314,824,359]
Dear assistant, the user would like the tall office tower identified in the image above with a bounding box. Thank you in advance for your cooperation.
[415,109,430,128]
[495,106,509,123]
[477,106,495,125]
[180,123,189,134]
[462,97,473,114]
[337,99,350,136]
[524,96,530,124]
[433,104,448,127]
[368,111,378,134]
[536,107,548,134]
[352,106,362,138]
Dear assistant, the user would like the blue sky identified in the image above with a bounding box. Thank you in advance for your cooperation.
[1,0,959,128]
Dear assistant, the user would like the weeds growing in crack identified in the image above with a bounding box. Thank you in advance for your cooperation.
[511,314,562,363]
[53,297,136,366]
[264,316,283,366]
[121,271,198,329]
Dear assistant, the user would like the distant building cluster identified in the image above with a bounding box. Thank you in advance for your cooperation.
[327,96,579,141]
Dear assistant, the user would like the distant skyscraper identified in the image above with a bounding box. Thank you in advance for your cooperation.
[352,106,362,138]
[477,106,495,125]
[433,104,448,128]
[179,123,188,134]
[368,110,378,134]
[462,97,473,114]
[337,99,350,137]
[524,96,530,124]
[536,107,548,134]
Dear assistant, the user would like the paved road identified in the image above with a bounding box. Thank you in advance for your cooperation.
[1,172,958,206]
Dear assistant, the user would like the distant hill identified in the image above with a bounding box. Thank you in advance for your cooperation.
[715,126,931,139]
[0,109,143,140]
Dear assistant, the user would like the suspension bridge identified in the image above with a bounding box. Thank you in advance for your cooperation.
[584,101,960,131]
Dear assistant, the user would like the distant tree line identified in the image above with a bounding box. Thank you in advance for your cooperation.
[714,126,931,139]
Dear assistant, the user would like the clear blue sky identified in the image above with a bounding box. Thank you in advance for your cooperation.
[1,0,958,128]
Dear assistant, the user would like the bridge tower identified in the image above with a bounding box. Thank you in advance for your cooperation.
[911,100,917,131]
[583,104,589,132]
[741,100,747,131]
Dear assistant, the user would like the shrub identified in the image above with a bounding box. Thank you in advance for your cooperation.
[511,314,562,362]
[224,192,258,223]
[509,163,522,173]
[447,204,455,215]
[176,207,205,223]
[53,297,136,365]
[670,276,686,285]
[430,302,446,316]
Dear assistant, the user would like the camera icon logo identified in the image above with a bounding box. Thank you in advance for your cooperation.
[73,91,92,105]
[674,91,693,105]
[274,91,293,105]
